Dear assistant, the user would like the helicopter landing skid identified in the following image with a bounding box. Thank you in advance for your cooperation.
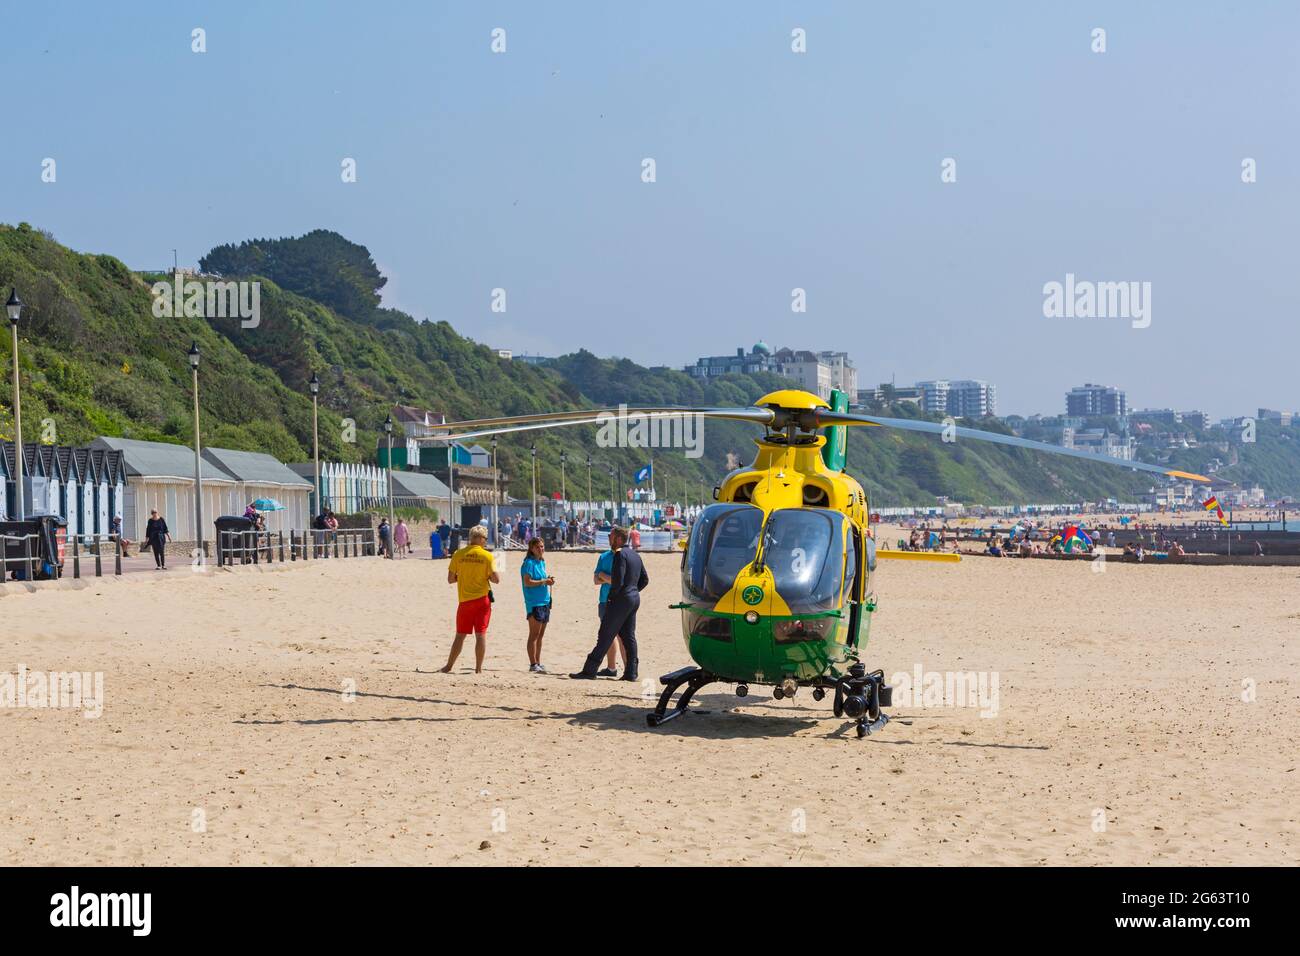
[646,667,719,727]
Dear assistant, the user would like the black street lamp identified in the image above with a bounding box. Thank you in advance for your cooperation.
[384,414,394,556]
[559,450,567,520]
[309,373,321,519]
[7,289,25,520]
[188,342,203,556]
[530,443,538,527]
[490,436,499,544]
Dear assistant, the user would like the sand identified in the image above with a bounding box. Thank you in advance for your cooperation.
[1,549,1296,866]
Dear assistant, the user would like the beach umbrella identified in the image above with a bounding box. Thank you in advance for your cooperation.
[252,498,285,511]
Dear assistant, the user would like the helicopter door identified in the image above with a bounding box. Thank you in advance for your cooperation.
[847,527,863,646]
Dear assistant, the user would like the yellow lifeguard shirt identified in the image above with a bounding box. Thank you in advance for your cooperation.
[450,544,494,602]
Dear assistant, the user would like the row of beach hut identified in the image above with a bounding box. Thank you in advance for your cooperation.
[1,442,125,540]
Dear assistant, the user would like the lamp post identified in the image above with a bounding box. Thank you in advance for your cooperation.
[447,439,456,534]
[309,372,320,518]
[608,467,615,522]
[491,436,499,544]
[7,289,24,521]
[560,450,567,521]
[188,343,204,558]
[530,443,537,528]
[586,454,592,522]
[384,415,394,558]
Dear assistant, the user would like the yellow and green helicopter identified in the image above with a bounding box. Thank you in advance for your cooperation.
[433,388,1208,737]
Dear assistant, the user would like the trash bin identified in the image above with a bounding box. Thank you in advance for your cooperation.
[449,528,463,553]
[214,516,257,565]
[0,515,66,580]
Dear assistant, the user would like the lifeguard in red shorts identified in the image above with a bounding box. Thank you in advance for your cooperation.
[441,526,500,674]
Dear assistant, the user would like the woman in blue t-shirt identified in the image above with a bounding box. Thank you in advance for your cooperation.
[520,537,555,673]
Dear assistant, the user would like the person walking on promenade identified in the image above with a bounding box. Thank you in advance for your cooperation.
[394,518,410,557]
[570,527,647,682]
[144,510,170,569]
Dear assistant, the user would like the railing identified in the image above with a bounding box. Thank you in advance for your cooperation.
[69,534,125,578]
[0,533,40,582]
[218,528,375,565]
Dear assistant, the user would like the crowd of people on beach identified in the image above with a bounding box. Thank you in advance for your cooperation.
[438,524,649,681]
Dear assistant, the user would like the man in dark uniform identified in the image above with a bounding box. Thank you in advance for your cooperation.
[570,527,647,682]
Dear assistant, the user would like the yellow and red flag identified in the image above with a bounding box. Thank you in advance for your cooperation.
[1203,496,1228,526]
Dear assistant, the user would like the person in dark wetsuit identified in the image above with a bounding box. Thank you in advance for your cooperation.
[144,510,170,569]
[570,527,648,682]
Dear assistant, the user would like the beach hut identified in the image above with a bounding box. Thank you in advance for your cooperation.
[390,469,462,523]
[89,448,111,535]
[37,446,62,517]
[55,447,75,533]
[73,448,94,537]
[200,447,313,533]
[105,450,126,529]
[90,436,239,542]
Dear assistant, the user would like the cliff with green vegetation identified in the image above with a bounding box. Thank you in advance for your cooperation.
[6,222,1295,507]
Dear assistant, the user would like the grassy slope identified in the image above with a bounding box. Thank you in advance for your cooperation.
[6,221,1293,505]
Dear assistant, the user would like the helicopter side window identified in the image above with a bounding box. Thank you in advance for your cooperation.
[683,503,765,602]
[762,509,845,614]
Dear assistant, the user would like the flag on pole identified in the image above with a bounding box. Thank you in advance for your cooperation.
[634,463,652,484]
[1204,496,1228,526]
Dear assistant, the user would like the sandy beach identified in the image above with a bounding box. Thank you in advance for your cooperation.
[2,550,1296,866]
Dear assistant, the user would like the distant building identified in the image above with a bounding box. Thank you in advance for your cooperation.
[1067,384,1127,418]
[915,380,950,416]
[947,380,997,418]
[391,405,447,439]
[815,350,858,399]
[1181,410,1209,430]
[1062,427,1134,461]
[772,348,832,399]
[858,384,923,407]
[686,342,779,380]
[1134,408,1181,425]
[915,380,997,418]
[685,342,856,401]
[494,349,513,360]
[1258,408,1294,426]
[515,353,554,366]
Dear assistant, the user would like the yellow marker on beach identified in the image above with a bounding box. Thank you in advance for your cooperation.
[877,550,962,563]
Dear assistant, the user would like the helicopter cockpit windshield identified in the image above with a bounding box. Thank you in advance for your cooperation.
[760,508,846,614]
[683,503,765,602]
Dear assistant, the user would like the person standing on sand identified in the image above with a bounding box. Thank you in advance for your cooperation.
[144,510,170,569]
[571,527,647,682]
[520,537,555,673]
[394,518,410,557]
[441,526,500,674]
[593,544,626,677]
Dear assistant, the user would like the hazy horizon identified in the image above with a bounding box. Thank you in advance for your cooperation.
[6,1,1297,420]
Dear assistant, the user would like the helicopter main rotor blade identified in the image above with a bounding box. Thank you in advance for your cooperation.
[812,410,1211,483]
[427,406,776,442]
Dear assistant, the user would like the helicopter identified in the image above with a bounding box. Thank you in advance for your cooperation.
[431,388,1209,738]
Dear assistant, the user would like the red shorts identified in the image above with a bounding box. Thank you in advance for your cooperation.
[455,596,492,635]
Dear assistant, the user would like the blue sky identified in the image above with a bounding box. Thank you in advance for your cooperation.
[5,1,1298,417]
